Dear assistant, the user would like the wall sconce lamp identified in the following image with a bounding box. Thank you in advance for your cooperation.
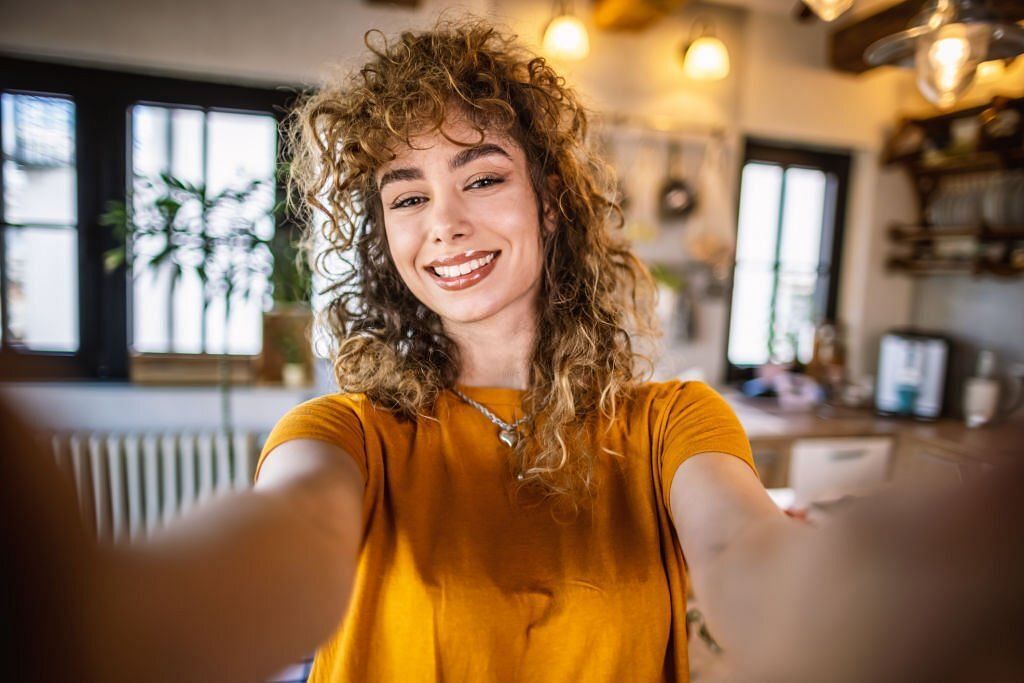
[542,0,590,61]
[681,19,730,81]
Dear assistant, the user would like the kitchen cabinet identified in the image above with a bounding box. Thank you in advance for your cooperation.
[888,441,974,489]
[729,392,1019,502]
[787,437,892,507]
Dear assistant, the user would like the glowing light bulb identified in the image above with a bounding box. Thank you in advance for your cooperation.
[931,35,969,88]
[915,23,989,108]
[542,15,590,61]
[683,36,731,81]
[804,0,855,22]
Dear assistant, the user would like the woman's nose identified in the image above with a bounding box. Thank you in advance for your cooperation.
[429,194,472,244]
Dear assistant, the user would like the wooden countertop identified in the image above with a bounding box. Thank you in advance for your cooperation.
[724,393,1023,466]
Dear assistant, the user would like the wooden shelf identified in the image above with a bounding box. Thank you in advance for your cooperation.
[907,148,1024,176]
[888,224,1024,242]
[882,97,1024,279]
[886,257,1024,277]
[881,96,1024,173]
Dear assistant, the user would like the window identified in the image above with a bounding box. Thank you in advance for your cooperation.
[1,93,79,352]
[130,105,277,355]
[725,140,850,381]
[0,56,294,379]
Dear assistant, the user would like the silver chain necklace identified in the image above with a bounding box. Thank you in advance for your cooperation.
[450,388,530,479]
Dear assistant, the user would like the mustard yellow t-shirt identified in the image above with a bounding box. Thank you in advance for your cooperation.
[256,380,756,682]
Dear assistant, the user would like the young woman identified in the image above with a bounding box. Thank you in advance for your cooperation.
[253,17,785,681]
[5,16,1021,683]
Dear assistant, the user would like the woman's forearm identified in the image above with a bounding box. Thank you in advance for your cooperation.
[700,470,1024,682]
[696,514,814,673]
[84,483,359,683]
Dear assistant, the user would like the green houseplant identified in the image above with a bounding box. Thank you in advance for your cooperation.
[101,173,283,353]
[101,171,311,428]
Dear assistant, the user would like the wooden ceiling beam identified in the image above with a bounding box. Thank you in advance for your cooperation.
[829,0,1024,74]
[592,0,691,32]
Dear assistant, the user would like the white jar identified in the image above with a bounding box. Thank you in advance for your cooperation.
[963,350,1000,428]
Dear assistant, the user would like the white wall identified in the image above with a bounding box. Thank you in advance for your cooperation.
[1,382,314,432]
[0,0,488,85]
[0,0,943,400]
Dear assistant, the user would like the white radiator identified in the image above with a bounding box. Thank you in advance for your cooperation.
[49,431,265,543]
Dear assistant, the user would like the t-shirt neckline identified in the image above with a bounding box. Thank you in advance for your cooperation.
[451,383,525,406]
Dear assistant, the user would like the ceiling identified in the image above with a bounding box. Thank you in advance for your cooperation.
[707,0,901,23]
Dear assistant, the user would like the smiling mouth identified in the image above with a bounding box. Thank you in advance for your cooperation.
[425,251,500,291]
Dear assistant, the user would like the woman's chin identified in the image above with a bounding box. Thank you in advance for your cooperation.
[437,305,504,327]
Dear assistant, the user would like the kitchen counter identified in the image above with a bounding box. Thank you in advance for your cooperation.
[723,392,1023,487]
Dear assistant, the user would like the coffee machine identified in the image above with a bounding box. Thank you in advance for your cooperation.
[875,330,951,420]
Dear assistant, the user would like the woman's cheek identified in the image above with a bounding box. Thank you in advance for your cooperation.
[383,229,414,284]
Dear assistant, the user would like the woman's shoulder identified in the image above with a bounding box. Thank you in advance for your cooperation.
[257,392,375,482]
[293,391,370,413]
[633,378,722,406]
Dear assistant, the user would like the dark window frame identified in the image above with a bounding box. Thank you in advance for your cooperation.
[0,55,298,380]
[724,139,851,384]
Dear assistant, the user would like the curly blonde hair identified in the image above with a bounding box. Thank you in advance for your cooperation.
[287,16,656,506]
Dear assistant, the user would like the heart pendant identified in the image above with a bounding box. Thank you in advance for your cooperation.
[499,430,518,448]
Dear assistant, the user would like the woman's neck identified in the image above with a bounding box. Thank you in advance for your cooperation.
[446,312,535,390]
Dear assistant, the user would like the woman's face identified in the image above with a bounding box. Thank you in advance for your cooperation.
[376,116,548,330]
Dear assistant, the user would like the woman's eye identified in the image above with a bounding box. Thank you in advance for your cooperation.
[389,195,426,210]
[467,175,504,190]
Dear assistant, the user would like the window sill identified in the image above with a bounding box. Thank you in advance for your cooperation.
[129,352,315,389]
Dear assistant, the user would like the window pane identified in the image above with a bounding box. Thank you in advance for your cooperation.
[778,167,826,271]
[773,269,819,364]
[131,105,169,179]
[1,92,79,353]
[735,162,782,266]
[171,108,204,184]
[207,111,276,197]
[727,265,774,366]
[130,106,276,355]
[5,226,78,351]
[2,93,76,225]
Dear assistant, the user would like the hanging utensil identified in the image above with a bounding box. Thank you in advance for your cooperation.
[658,141,697,221]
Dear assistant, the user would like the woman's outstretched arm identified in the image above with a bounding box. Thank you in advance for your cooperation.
[1,400,363,683]
[672,452,1024,681]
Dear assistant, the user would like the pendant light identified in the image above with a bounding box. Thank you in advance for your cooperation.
[865,0,1024,109]
[542,0,590,61]
[681,19,731,81]
[803,0,855,22]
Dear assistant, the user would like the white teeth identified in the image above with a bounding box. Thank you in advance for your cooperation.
[431,252,495,279]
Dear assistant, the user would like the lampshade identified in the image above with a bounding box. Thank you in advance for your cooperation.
[803,0,855,22]
[542,14,590,61]
[682,30,730,81]
[865,0,1024,108]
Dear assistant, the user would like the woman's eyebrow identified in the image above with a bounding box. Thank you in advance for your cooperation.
[449,143,512,171]
[377,143,512,192]
[378,167,423,192]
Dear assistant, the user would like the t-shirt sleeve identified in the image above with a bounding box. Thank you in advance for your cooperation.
[255,394,368,483]
[658,381,759,515]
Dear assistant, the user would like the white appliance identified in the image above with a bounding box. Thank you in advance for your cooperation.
[876,330,950,420]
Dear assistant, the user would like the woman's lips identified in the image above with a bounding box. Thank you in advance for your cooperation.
[426,252,499,291]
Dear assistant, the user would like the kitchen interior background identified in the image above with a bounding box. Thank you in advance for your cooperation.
[1,0,1023,429]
